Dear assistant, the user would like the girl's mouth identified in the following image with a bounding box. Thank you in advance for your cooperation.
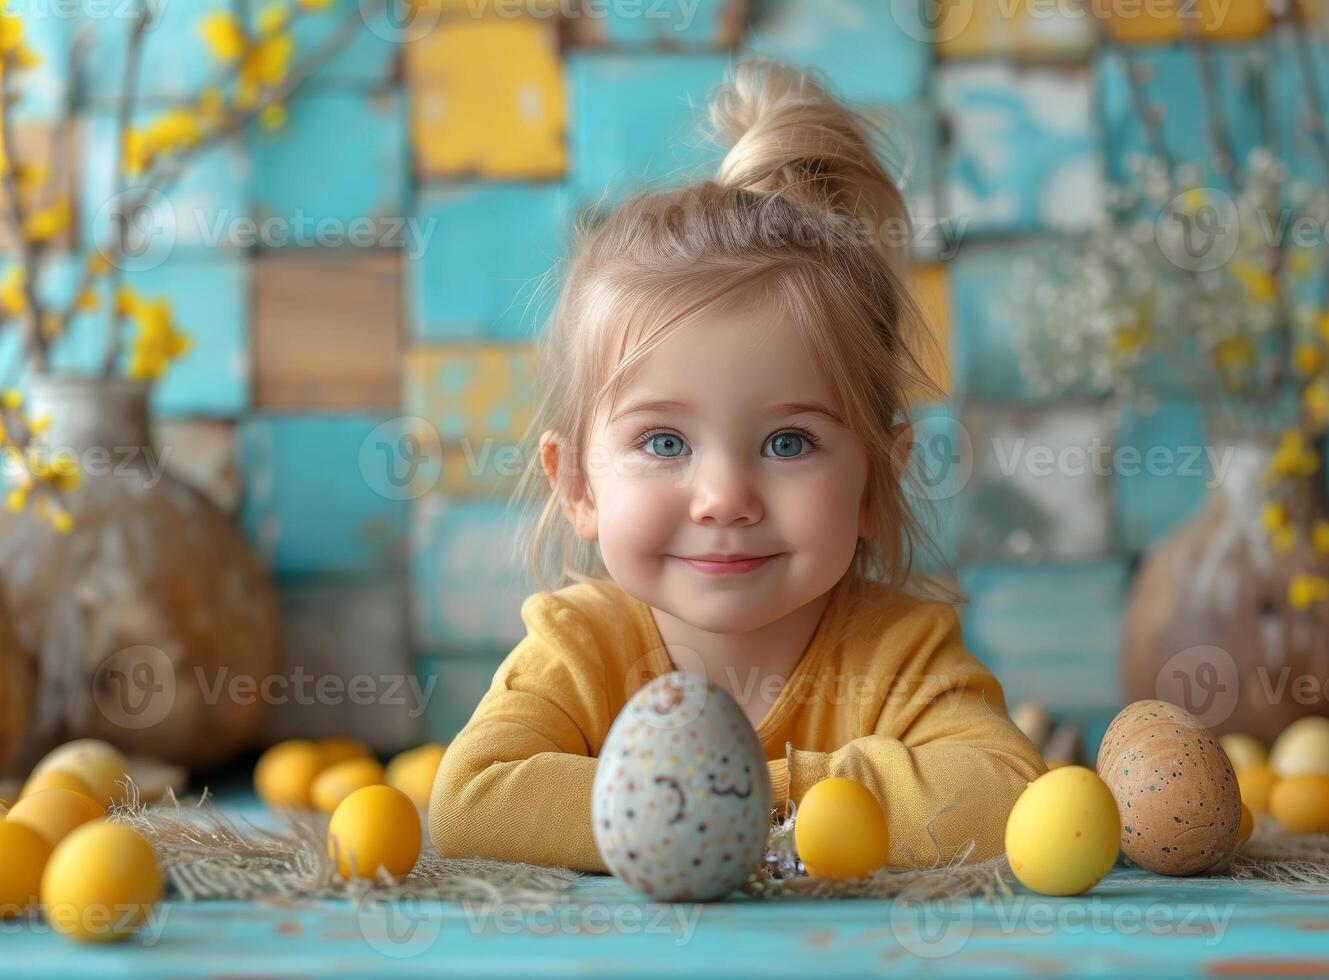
[673,554,780,575]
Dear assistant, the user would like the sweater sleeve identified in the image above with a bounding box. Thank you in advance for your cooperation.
[765,604,1047,867]
[427,596,614,872]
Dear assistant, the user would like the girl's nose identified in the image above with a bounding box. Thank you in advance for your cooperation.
[687,452,762,527]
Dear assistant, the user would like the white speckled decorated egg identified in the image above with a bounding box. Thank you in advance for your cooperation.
[592,671,772,901]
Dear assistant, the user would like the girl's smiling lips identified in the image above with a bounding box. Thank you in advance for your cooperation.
[671,553,782,575]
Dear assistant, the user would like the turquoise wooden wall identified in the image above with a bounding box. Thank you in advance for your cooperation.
[5,0,1315,753]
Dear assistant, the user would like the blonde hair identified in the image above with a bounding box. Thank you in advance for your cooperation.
[507,59,954,629]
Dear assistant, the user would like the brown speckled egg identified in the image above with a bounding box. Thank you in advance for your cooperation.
[1096,700,1241,876]
[592,672,772,902]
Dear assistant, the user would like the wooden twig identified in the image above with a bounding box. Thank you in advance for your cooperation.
[0,61,48,369]
[1183,26,1240,188]
[57,0,385,351]
[99,1,153,377]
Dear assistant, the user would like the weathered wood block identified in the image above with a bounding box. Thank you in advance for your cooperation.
[959,560,1127,713]
[408,17,565,180]
[253,251,403,412]
[260,578,423,753]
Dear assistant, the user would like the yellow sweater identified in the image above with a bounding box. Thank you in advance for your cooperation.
[428,577,1047,873]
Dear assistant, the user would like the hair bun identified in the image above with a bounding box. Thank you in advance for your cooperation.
[709,59,908,250]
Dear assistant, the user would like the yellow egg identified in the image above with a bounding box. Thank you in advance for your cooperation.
[21,769,96,802]
[1219,734,1268,774]
[0,820,52,919]
[255,740,325,809]
[318,737,373,768]
[1269,774,1329,834]
[1270,717,1329,777]
[1005,766,1119,896]
[311,758,385,814]
[29,740,129,808]
[327,785,422,881]
[793,777,889,880]
[6,789,104,849]
[1238,763,1279,813]
[1236,802,1254,847]
[385,743,447,809]
[41,821,163,943]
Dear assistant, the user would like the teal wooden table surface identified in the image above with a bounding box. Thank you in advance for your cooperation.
[8,783,1329,978]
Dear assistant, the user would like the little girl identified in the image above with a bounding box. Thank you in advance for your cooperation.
[429,60,1046,873]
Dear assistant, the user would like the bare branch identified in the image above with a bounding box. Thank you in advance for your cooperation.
[100,0,153,377]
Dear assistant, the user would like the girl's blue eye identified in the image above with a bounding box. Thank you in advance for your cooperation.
[643,432,689,458]
[765,431,813,458]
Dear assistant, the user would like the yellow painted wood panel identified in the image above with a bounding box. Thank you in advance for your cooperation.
[937,0,1093,59]
[408,18,566,180]
[1090,0,1268,43]
[913,262,952,400]
[403,344,538,498]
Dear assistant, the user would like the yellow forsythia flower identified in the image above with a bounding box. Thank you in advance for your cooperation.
[0,9,22,56]
[4,487,26,513]
[144,110,201,154]
[1290,574,1329,610]
[115,286,140,317]
[14,162,45,196]
[297,0,335,8]
[200,11,246,63]
[1262,501,1289,532]
[23,200,69,244]
[1271,525,1296,554]
[198,86,225,128]
[0,266,25,315]
[50,509,74,534]
[258,2,291,34]
[1295,343,1324,377]
[1307,381,1329,430]
[1214,336,1256,371]
[86,253,112,277]
[123,129,150,176]
[1318,312,1329,346]
[127,299,191,380]
[1112,324,1149,356]
[74,289,99,313]
[1268,430,1321,479]
[259,103,286,132]
[1231,260,1276,302]
[1312,522,1329,555]
[2,389,21,410]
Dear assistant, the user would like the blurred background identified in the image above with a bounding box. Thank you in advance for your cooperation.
[1,0,1327,784]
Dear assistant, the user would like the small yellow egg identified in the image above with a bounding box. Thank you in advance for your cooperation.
[1238,764,1279,813]
[385,743,447,809]
[255,740,325,809]
[311,758,385,814]
[1236,802,1254,848]
[6,789,104,849]
[318,737,373,768]
[1006,766,1119,896]
[41,821,163,943]
[29,740,129,808]
[21,769,95,802]
[327,785,422,881]
[1219,734,1268,774]
[1271,717,1329,777]
[793,777,889,880]
[1269,774,1329,834]
[0,820,52,919]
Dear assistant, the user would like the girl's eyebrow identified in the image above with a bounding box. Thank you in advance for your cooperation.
[609,399,843,425]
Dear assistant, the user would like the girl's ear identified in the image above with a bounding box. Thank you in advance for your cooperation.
[540,430,599,542]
